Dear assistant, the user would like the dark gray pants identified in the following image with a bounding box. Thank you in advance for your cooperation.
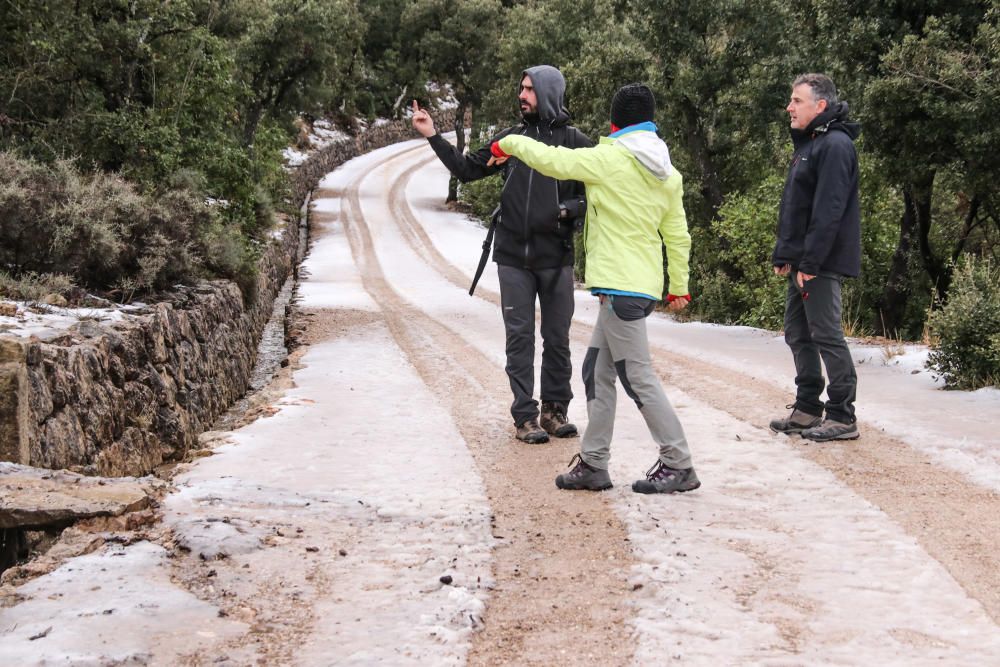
[784,275,857,423]
[497,264,575,426]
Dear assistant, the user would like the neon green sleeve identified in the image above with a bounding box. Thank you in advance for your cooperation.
[498,135,610,184]
[659,172,692,296]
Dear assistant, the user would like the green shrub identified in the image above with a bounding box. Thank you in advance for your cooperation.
[689,176,786,328]
[0,271,74,303]
[0,151,252,300]
[926,256,1000,389]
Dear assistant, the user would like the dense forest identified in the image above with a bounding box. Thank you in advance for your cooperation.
[1,0,998,387]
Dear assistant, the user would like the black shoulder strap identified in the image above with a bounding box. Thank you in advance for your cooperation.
[469,204,501,296]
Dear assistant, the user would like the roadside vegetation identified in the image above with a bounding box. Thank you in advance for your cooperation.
[2,0,997,388]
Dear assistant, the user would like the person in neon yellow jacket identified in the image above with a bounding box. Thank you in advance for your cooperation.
[490,83,700,495]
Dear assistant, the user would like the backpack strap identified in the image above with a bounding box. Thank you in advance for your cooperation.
[469,204,501,296]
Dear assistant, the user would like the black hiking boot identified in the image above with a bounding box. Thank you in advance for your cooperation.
[555,454,612,491]
[540,401,578,438]
[515,418,549,444]
[632,460,701,494]
[769,405,822,435]
[802,419,860,442]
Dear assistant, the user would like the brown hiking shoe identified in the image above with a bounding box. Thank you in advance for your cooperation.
[515,418,549,444]
[769,405,822,435]
[539,401,578,438]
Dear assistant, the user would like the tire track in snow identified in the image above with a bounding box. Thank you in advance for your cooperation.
[387,145,1000,637]
[645,346,1000,624]
[388,157,501,308]
[327,149,637,665]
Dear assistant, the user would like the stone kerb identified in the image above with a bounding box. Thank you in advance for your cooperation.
[0,115,449,478]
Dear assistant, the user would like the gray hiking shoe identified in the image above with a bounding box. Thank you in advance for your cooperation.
[769,406,822,434]
[632,460,701,494]
[515,418,549,444]
[802,419,860,442]
[555,454,612,491]
[540,401,578,438]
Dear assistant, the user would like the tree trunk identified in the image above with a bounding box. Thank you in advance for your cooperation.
[951,195,981,264]
[447,101,467,203]
[243,102,265,148]
[875,191,918,336]
[679,99,724,221]
[910,172,950,302]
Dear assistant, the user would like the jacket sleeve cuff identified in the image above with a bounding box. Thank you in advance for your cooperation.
[490,141,510,159]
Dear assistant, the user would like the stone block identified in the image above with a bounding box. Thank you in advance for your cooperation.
[0,462,161,529]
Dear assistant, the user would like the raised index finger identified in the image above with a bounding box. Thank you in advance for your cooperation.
[411,99,420,113]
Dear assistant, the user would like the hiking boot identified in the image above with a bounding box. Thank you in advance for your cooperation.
[802,419,860,442]
[555,454,612,491]
[515,418,549,444]
[540,401,578,438]
[632,460,701,494]
[769,405,822,435]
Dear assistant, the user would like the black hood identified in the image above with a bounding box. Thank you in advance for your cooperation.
[521,65,571,126]
[793,101,861,144]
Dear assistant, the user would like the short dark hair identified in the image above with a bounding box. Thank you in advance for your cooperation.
[792,73,838,106]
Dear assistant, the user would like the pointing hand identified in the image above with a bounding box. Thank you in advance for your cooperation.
[411,100,436,138]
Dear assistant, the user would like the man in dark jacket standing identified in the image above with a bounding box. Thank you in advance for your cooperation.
[411,65,592,444]
[769,73,862,442]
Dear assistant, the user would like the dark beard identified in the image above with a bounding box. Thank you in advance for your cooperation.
[521,111,539,124]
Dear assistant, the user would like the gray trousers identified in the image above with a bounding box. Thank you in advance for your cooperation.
[497,265,575,426]
[784,275,857,423]
[580,295,692,470]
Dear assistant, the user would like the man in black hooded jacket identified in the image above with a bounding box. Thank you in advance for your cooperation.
[412,65,592,444]
[769,73,862,442]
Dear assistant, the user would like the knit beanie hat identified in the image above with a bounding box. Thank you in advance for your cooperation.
[610,83,656,129]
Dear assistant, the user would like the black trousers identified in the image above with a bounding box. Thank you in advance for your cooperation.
[497,264,575,426]
[784,275,857,423]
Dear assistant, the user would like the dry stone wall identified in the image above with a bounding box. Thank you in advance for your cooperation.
[0,115,450,477]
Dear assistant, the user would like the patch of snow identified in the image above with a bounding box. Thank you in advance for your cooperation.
[0,303,135,340]
[165,298,492,663]
[606,388,1000,662]
[310,119,349,145]
[0,541,247,664]
[425,82,459,110]
[282,146,307,167]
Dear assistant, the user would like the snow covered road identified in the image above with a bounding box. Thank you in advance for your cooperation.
[3,136,1000,665]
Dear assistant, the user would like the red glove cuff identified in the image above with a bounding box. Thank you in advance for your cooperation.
[490,141,509,159]
[667,294,691,303]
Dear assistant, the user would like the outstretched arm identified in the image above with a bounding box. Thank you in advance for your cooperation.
[495,135,609,184]
[412,100,499,182]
